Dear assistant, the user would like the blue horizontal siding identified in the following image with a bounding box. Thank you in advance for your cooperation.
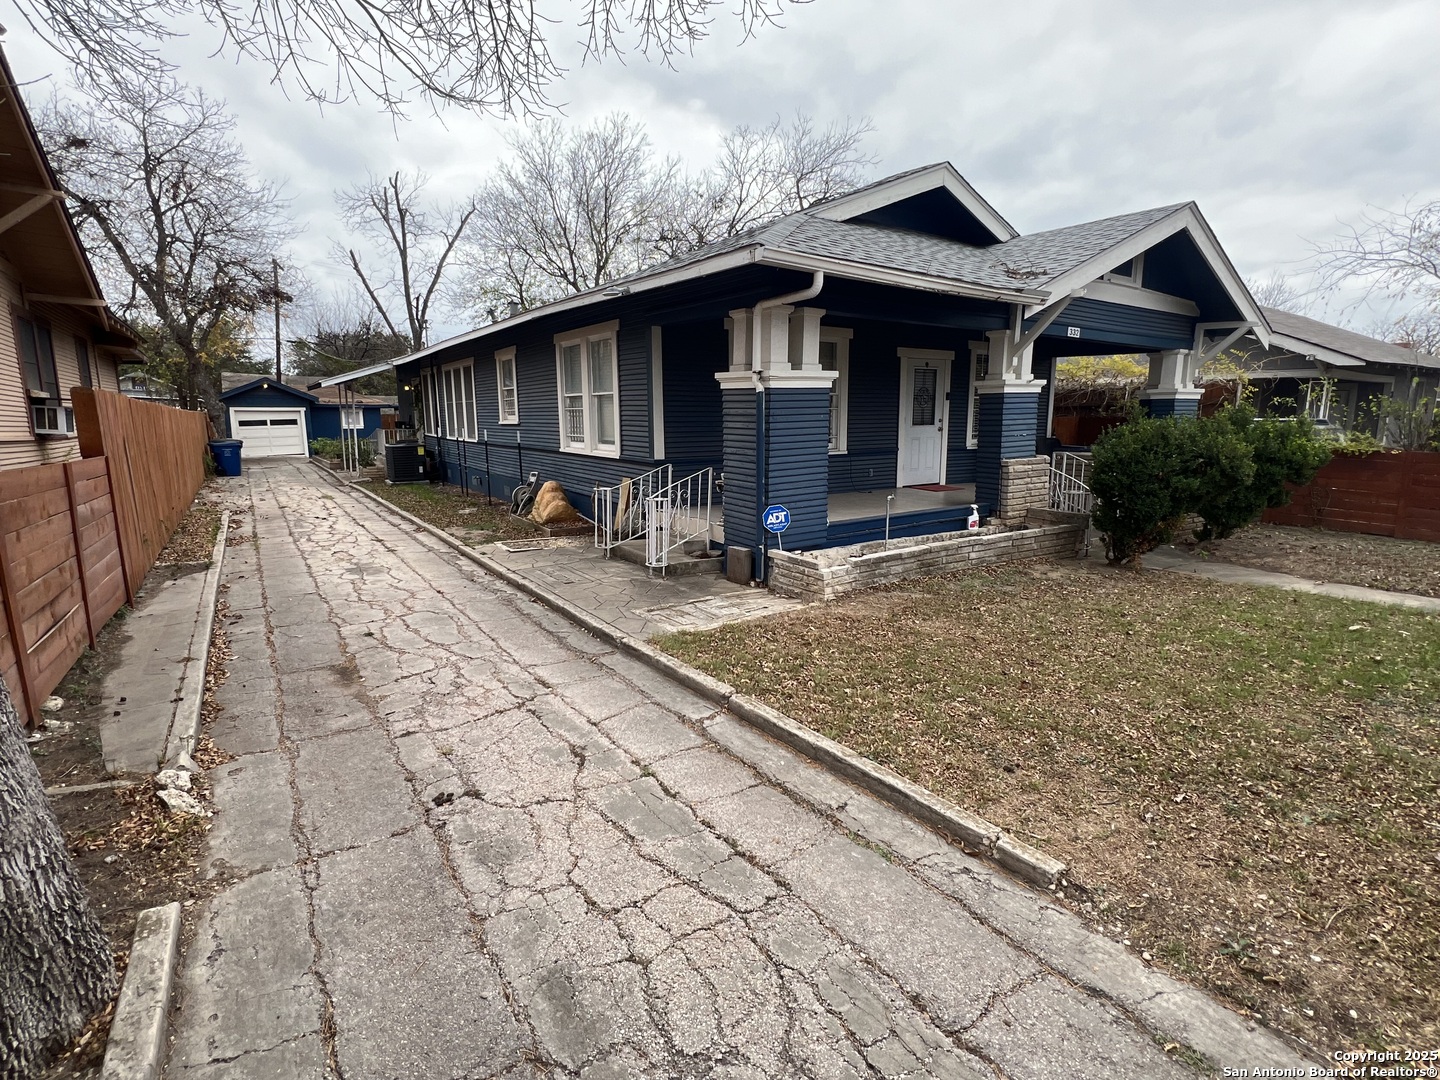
[1038,297,1194,350]
[764,387,830,551]
[721,388,759,550]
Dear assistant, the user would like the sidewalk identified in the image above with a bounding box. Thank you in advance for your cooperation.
[164,460,1316,1079]
[1142,545,1440,611]
[98,524,226,775]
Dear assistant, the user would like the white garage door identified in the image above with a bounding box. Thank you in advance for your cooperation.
[229,408,308,457]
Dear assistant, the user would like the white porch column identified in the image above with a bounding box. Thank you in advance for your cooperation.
[787,306,825,371]
[725,308,753,373]
[1139,348,1203,416]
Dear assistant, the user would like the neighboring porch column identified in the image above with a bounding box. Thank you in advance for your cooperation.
[715,305,835,581]
[975,327,1047,520]
[1139,349,1203,417]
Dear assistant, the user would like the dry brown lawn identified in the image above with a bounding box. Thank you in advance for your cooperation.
[658,560,1440,1057]
[1196,524,1440,598]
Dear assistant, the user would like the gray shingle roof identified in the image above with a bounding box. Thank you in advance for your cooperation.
[775,203,1187,293]
[607,196,1189,300]
[1263,307,1440,371]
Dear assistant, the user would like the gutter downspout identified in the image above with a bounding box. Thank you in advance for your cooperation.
[751,270,824,583]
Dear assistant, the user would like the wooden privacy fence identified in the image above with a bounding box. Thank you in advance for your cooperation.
[1264,450,1440,543]
[73,388,212,597]
[0,389,210,725]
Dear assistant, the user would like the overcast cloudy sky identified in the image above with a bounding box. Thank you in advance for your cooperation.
[7,0,1439,342]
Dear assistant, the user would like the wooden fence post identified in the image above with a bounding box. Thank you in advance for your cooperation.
[63,461,98,650]
[0,527,37,725]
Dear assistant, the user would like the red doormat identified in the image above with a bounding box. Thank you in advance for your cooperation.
[907,483,967,492]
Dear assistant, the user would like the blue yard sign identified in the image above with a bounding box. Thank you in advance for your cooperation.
[762,504,790,533]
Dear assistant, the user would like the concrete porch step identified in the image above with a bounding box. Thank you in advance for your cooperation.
[607,538,723,576]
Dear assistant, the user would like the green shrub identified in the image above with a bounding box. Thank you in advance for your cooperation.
[1091,413,1197,564]
[1191,406,1331,541]
[1092,404,1332,562]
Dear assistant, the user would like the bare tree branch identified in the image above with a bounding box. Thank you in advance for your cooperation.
[37,77,292,418]
[334,170,478,351]
[14,0,805,117]
[1312,199,1440,310]
[454,110,874,319]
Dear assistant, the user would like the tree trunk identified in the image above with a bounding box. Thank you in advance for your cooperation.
[0,679,116,1078]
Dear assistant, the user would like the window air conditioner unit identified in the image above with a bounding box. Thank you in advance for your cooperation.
[33,404,74,436]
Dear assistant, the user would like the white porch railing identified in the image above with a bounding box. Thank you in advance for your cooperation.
[645,468,715,572]
[1049,452,1094,515]
[593,465,672,554]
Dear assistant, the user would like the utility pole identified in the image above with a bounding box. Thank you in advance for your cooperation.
[273,258,283,381]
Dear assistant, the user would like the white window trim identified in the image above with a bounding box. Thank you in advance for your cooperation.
[340,405,365,430]
[1102,251,1145,287]
[421,369,440,437]
[966,341,989,449]
[495,347,519,425]
[821,327,852,455]
[650,326,665,459]
[554,320,621,458]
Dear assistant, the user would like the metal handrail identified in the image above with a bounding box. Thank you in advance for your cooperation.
[593,464,673,554]
[646,468,714,572]
[1049,451,1094,515]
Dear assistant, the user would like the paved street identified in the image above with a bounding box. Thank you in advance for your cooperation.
[165,460,1297,1079]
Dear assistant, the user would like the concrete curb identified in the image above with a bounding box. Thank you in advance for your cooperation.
[337,473,1068,889]
[164,510,229,766]
[100,901,182,1080]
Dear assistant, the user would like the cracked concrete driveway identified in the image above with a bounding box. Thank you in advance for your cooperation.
[165,461,1259,1079]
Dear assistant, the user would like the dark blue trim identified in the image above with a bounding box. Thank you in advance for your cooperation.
[1143,396,1201,418]
[975,389,1044,510]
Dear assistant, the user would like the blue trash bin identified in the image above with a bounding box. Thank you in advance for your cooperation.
[209,439,243,477]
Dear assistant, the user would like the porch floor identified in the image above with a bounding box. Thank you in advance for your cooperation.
[827,485,977,522]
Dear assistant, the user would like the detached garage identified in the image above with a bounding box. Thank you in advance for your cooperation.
[220,378,316,458]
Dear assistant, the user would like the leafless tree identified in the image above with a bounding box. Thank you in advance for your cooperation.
[1,678,116,1078]
[459,115,678,310]
[458,111,874,316]
[335,171,478,352]
[12,0,800,116]
[1374,310,1440,355]
[1313,199,1440,310]
[655,113,876,257]
[1245,272,1310,315]
[40,79,292,420]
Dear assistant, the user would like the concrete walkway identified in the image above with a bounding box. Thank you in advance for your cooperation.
[1144,545,1440,611]
[165,461,1312,1080]
[100,565,213,775]
[482,537,798,639]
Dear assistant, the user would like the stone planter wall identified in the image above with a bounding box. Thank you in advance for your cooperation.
[768,509,1088,602]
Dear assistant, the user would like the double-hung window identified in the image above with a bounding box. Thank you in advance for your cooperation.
[818,328,852,454]
[421,370,441,436]
[554,322,619,456]
[17,316,59,400]
[966,342,990,449]
[441,361,477,440]
[420,363,477,440]
[496,348,519,424]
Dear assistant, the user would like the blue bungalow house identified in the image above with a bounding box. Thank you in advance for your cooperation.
[219,373,393,457]
[360,163,1266,579]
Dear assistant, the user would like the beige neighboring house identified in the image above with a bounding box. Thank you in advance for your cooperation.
[0,45,138,469]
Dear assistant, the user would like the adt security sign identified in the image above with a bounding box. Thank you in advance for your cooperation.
[762,504,790,533]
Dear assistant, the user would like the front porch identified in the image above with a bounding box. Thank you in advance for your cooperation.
[825,484,978,546]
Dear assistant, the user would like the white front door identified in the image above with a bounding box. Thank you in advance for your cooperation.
[897,350,951,487]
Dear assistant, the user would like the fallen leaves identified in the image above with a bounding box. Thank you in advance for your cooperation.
[661,558,1440,1054]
